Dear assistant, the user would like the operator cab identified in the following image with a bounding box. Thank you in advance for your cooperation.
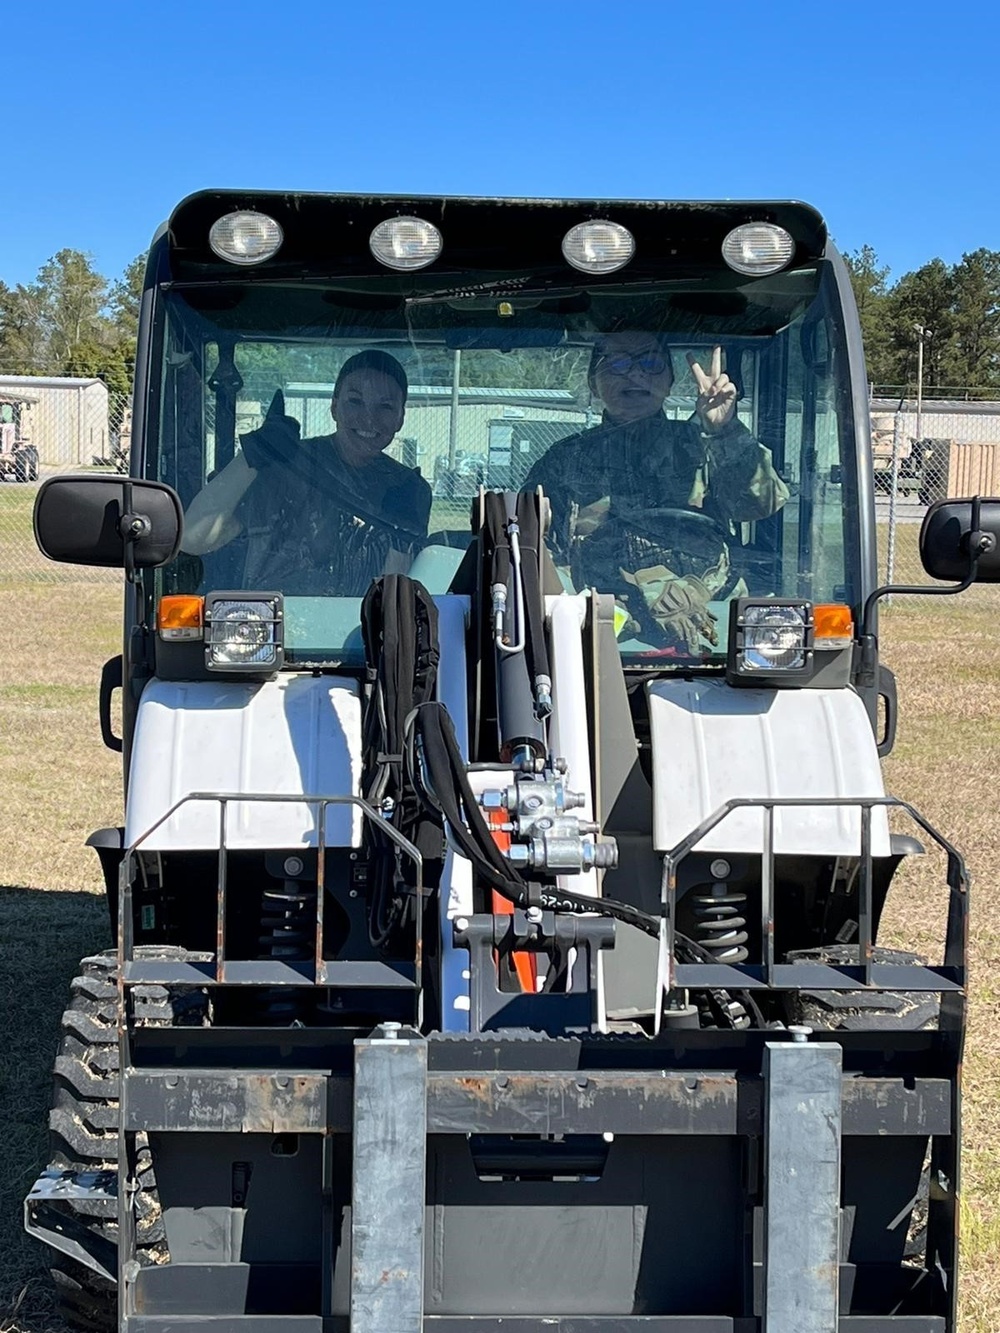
[142,194,862,683]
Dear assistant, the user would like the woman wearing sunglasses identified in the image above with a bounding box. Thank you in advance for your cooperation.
[524,330,788,650]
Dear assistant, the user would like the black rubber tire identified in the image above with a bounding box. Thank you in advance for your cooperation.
[44,948,208,1331]
[785,944,939,1031]
[49,1266,116,1332]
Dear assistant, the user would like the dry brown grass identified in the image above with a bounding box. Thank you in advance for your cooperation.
[0,574,121,1333]
[878,585,1000,1329]
[1,501,998,1330]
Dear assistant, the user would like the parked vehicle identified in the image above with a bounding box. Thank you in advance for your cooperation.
[0,394,39,481]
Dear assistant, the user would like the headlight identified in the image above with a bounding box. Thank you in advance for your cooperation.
[561,220,635,274]
[727,599,813,685]
[204,592,284,672]
[743,604,809,670]
[369,216,443,270]
[721,223,794,276]
[208,211,284,265]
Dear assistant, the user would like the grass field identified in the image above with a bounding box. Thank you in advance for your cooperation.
[0,496,997,1331]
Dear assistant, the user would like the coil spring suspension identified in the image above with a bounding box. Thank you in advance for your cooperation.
[259,876,316,1022]
[691,882,749,963]
[260,882,316,959]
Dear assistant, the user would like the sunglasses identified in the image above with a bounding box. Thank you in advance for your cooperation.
[595,351,669,377]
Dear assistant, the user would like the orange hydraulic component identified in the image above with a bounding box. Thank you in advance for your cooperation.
[486,809,537,993]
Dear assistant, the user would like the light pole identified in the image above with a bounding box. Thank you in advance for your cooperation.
[447,348,461,470]
[913,323,933,443]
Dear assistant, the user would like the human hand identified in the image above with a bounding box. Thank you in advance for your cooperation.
[572,495,611,538]
[620,562,720,652]
[687,346,737,432]
[240,389,301,471]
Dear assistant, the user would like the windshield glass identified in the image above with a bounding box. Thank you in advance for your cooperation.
[151,263,856,666]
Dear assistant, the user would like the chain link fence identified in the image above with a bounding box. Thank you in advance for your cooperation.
[0,373,130,585]
[871,395,1000,592]
[3,366,1000,598]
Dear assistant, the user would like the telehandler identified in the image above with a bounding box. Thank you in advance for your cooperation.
[25,191,1000,1332]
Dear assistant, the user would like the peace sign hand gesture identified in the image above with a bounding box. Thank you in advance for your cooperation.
[687,346,737,432]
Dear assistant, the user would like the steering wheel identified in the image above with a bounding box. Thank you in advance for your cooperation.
[570,505,736,650]
[620,504,725,539]
[573,505,729,579]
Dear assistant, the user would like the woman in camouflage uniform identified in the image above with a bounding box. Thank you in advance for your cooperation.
[183,350,430,596]
[524,332,788,651]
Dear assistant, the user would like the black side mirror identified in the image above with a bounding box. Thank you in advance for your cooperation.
[34,474,183,569]
[920,498,1000,583]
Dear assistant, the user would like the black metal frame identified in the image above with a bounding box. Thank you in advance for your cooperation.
[661,795,968,996]
[119,792,423,995]
[105,1031,957,1332]
[47,786,959,1332]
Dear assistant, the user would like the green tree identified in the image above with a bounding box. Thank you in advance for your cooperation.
[109,253,146,345]
[38,249,109,370]
[0,280,49,371]
[0,249,145,393]
[107,252,148,388]
[946,248,1000,389]
[882,259,955,391]
[843,245,892,383]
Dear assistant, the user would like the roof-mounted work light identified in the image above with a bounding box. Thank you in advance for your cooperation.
[722,223,794,276]
[561,220,635,274]
[208,211,284,265]
[369,216,443,270]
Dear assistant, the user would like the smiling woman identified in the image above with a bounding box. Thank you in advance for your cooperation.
[182,349,431,596]
[330,351,408,464]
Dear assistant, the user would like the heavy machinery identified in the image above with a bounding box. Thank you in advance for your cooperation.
[870,414,924,498]
[0,392,39,481]
[25,192,1000,1332]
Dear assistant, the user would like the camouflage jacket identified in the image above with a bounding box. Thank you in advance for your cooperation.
[523,411,787,562]
[237,436,431,596]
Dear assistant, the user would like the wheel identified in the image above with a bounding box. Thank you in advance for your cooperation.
[14,454,28,482]
[43,949,208,1330]
[28,450,39,481]
[785,944,939,1031]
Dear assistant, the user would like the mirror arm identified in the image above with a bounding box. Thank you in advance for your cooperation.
[118,480,152,585]
[857,496,990,689]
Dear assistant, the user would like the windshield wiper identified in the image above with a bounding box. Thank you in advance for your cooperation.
[405,276,576,306]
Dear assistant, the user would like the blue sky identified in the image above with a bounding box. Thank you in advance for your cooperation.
[1,0,995,288]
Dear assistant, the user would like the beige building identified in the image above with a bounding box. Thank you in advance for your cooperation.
[0,375,110,467]
[282,383,590,490]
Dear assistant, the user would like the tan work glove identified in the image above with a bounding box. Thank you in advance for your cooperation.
[620,548,734,652]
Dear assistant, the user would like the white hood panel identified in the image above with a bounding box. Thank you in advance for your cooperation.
[647,679,890,857]
[125,675,363,851]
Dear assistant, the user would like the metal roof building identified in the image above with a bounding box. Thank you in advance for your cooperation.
[0,375,110,467]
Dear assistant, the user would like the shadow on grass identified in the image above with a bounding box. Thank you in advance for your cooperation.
[0,885,111,1333]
